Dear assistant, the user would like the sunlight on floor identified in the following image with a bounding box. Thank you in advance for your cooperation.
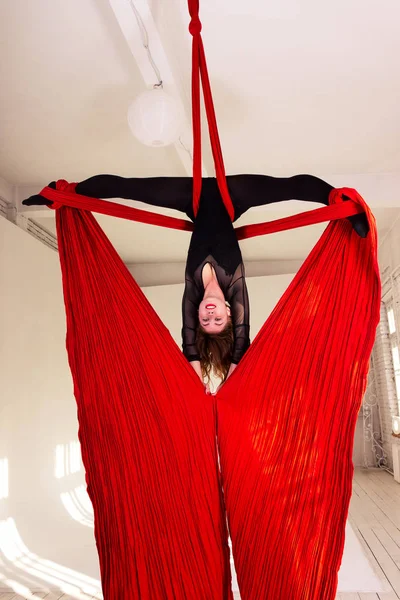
[0,518,102,599]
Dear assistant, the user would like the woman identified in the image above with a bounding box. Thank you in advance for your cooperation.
[23,173,334,387]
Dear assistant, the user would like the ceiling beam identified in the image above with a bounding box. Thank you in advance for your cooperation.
[107,0,204,177]
[128,259,303,287]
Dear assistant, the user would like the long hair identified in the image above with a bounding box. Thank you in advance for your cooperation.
[196,320,234,382]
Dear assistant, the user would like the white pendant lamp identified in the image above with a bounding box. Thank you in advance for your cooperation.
[127,88,184,147]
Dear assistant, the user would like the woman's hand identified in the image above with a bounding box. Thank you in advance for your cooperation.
[189,361,210,393]
[215,363,237,393]
[227,363,237,378]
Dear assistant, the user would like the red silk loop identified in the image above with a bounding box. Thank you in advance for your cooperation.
[189,17,202,36]
[56,179,77,194]
[46,180,77,210]
[329,187,361,206]
[187,0,235,221]
[46,199,62,210]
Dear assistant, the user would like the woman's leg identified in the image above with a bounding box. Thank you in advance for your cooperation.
[227,174,333,221]
[76,175,194,216]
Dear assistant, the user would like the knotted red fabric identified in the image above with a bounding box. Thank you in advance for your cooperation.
[41,181,380,599]
[188,0,235,220]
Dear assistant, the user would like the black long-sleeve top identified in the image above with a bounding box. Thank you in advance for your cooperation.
[74,174,333,364]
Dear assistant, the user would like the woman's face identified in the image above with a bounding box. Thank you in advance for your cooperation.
[198,297,231,333]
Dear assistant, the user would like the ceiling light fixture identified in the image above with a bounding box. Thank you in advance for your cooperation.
[126,1,184,147]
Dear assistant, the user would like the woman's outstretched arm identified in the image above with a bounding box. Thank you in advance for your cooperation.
[227,267,250,366]
[181,275,202,366]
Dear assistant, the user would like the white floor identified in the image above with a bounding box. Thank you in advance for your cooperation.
[231,470,400,600]
[0,469,399,600]
[341,468,400,600]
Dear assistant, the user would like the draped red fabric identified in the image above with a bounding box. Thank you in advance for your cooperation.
[188,0,235,220]
[217,188,381,599]
[38,182,365,239]
[45,180,380,599]
[49,180,234,599]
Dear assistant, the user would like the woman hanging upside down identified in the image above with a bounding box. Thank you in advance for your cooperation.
[23,173,335,388]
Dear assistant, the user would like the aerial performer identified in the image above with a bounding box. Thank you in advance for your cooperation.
[21,0,380,597]
[24,173,364,388]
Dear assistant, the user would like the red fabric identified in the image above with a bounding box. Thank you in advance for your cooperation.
[188,0,235,220]
[217,187,381,598]
[39,4,381,597]
[46,180,380,599]
[41,181,194,233]
[39,182,364,240]
[50,181,233,599]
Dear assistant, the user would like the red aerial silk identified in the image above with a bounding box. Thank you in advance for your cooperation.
[42,181,380,600]
[33,2,381,598]
[187,0,235,220]
[47,181,233,599]
[216,190,381,598]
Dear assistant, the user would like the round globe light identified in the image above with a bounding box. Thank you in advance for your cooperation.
[127,88,184,147]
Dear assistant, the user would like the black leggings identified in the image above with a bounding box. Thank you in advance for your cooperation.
[75,174,333,222]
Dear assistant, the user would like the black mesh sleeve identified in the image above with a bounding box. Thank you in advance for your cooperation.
[226,265,250,364]
[181,273,202,362]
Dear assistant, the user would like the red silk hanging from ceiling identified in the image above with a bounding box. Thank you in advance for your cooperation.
[216,187,381,598]
[48,180,234,599]
[38,182,365,240]
[44,181,380,599]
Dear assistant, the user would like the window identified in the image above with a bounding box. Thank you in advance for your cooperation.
[386,304,400,413]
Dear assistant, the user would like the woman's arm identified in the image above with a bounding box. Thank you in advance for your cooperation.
[217,274,249,392]
[189,360,212,393]
[227,267,250,367]
[190,360,202,380]
[182,276,202,368]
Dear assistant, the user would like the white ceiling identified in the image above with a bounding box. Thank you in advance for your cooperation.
[0,0,186,184]
[1,0,399,266]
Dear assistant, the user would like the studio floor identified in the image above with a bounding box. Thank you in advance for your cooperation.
[335,468,400,600]
[0,469,399,600]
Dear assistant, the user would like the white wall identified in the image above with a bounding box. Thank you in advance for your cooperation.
[0,216,368,592]
[0,217,102,593]
[379,217,400,273]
